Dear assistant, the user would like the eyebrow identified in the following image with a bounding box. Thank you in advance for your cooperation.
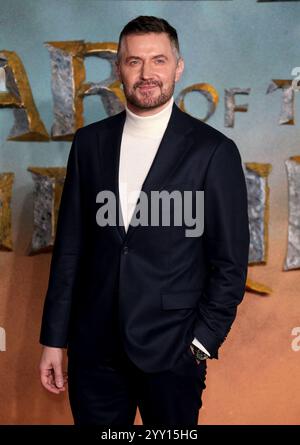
[125,54,168,62]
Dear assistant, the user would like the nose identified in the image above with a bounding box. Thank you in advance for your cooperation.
[140,61,153,80]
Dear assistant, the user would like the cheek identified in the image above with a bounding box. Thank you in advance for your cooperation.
[160,69,176,81]
[159,75,174,87]
[122,72,138,87]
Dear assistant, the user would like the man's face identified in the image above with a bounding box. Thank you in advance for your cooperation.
[116,32,184,114]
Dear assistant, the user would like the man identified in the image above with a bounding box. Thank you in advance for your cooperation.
[39,16,250,426]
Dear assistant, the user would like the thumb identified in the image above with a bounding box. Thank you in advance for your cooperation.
[53,363,64,388]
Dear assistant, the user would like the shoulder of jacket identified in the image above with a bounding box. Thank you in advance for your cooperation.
[179,108,233,150]
[75,110,125,138]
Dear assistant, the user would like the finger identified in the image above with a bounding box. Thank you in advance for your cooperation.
[53,363,64,389]
[40,369,62,394]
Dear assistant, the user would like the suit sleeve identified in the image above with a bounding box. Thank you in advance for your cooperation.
[39,129,83,348]
[192,138,250,359]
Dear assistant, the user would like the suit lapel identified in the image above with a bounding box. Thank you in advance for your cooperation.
[97,110,127,241]
[98,102,194,243]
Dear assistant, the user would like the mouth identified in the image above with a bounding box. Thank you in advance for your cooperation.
[138,85,158,91]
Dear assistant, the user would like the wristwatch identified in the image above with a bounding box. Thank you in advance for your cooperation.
[190,343,209,361]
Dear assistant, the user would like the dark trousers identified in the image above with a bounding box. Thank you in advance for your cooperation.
[68,344,207,426]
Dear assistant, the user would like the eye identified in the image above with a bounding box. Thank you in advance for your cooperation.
[129,60,139,66]
[155,59,165,64]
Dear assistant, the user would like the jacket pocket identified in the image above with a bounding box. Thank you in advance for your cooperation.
[161,289,202,310]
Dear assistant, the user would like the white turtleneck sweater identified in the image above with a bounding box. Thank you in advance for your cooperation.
[119,96,174,231]
[118,96,210,357]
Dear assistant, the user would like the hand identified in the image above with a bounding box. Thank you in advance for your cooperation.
[39,346,68,394]
[190,345,201,365]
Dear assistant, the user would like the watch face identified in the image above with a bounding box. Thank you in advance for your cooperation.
[192,345,208,361]
[196,351,206,360]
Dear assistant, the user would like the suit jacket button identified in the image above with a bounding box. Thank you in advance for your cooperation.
[123,246,129,254]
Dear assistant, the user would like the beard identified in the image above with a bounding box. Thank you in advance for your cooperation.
[122,79,175,110]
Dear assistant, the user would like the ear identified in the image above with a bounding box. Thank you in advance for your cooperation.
[175,57,184,83]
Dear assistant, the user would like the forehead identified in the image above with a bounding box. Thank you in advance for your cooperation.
[121,32,173,55]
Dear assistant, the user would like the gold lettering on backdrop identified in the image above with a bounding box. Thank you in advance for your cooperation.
[176,83,219,121]
[45,41,125,140]
[224,88,251,128]
[245,278,272,296]
[27,167,66,254]
[0,172,14,251]
[245,163,272,265]
[0,51,49,141]
[266,79,295,125]
[245,163,273,295]
[284,156,300,270]
[0,46,298,140]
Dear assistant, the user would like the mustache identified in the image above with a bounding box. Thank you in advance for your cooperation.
[134,81,162,89]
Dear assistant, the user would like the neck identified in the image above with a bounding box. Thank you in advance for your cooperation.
[125,96,174,117]
[124,96,174,138]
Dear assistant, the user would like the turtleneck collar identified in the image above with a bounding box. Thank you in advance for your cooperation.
[124,96,174,138]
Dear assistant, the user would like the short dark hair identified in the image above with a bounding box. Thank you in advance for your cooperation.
[117,15,180,61]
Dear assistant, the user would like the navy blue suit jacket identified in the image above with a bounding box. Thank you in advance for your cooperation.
[40,102,250,372]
